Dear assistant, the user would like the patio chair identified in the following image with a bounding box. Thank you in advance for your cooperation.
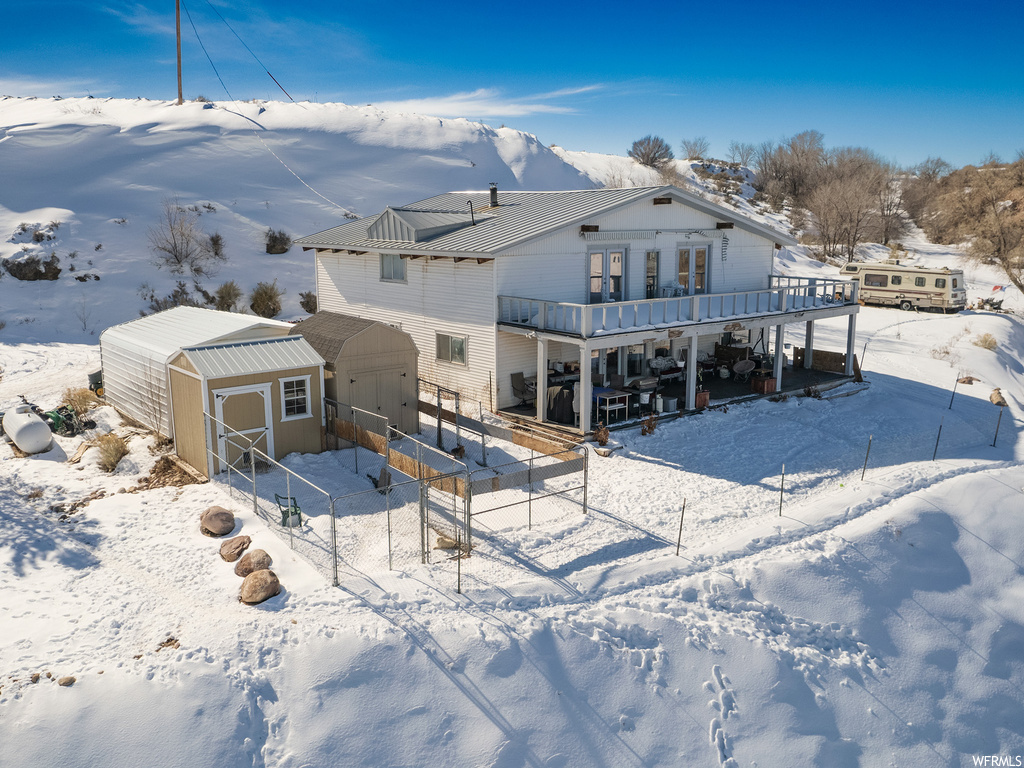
[274,494,303,528]
[608,373,625,390]
[733,358,756,383]
[511,372,536,406]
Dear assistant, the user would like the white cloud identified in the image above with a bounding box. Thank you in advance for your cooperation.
[0,76,105,98]
[374,85,603,118]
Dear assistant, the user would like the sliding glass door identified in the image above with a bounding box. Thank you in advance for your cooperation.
[677,245,708,295]
[589,248,624,303]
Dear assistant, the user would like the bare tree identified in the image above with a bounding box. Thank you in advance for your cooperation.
[727,141,756,166]
[680,136,711,162]
[807,147,887,261]
[628,135,674,170]
[148,198,225,277]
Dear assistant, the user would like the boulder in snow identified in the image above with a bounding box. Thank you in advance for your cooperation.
[234,549,272,577]
[219,535,252,562]
[240,570,280,605]
[200,506,236,537]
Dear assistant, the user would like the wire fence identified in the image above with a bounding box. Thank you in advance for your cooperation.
[204,403,587,592]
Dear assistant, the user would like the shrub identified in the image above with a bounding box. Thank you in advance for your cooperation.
[139,280,204,314]
[213,280,243,312]
[299,290,317,314]
[594,423,610,447]
[250,280,283,318]
[640,414,657,436]
[209,232,224,259]
[974,333,998,350]
[627,135,674,170]
[265,228,292,254]
[96,433,129,472]
[63,387,99,416]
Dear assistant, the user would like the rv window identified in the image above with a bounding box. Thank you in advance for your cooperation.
[864,273,888,287]
[844,265,858,273]
[915,277,926,287]
[935,278,946,288]
[952,278,959,288]
[891,275,902,286]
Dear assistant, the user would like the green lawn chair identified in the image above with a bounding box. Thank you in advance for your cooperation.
[275,494,302,528]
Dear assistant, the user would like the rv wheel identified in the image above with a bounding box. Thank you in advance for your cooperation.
[899,300,913,311]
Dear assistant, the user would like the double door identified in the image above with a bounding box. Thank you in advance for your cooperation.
[677,245,709,295]
[589,248,624,303]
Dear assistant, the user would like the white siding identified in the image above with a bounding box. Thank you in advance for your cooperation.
[317,252,497,407]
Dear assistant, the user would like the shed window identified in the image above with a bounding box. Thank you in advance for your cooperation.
[436,333,467,366]
[380,253,406,282]
[935,278,946,288]
[281,376,311,420]
[915,277,926,287]
[890,275,902,286]
[864,273,888,287]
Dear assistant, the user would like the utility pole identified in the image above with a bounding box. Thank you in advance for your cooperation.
[176,0,183,105]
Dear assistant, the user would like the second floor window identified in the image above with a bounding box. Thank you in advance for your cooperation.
[380,253,406,282]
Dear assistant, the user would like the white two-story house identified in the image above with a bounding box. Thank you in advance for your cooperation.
[297,184,859,433]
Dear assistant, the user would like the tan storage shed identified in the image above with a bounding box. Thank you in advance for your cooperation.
[169,336,325,477]
[291,311,419,435]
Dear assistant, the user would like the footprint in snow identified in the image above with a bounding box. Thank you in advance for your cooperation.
[707,664,739,766]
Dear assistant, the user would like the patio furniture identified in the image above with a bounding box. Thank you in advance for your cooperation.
[733,358,756,383]
[511,372,537,406]
[275,494,303,528]
[593,387,629,424]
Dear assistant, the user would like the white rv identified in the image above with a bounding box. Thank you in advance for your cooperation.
[842,259,966,312]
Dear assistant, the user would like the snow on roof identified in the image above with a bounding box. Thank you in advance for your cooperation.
[181,336,324,379]
[297,185,798,255]
[99,307,293,360]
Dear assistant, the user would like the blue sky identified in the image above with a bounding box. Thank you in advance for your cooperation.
[3,0,1022,168]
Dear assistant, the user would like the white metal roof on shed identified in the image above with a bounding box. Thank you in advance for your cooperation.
[181,336,324,379]
[100,306,293,360]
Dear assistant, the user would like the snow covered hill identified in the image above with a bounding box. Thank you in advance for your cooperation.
[1,96,1023,767]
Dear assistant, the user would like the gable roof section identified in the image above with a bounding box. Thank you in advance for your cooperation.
[289,311,377,363]
[100,306,293,361]
[368,207,479,242]
[181,336,324,379]
[296,185,797,256]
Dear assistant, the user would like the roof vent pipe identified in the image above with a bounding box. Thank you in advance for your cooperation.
[468,200,475,225]
[489,183,498,207]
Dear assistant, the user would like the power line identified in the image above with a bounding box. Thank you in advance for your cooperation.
[178,0,349,212]
[203,0,295,102]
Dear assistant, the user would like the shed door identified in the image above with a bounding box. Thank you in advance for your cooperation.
[213,384,274,473]
[349,369,413,433]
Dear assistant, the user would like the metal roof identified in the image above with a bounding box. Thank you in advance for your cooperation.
[181,336,324,379]
[296,185,798,255]
[100,306,293,360]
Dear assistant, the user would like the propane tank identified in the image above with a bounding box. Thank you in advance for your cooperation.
[2,405,53,454]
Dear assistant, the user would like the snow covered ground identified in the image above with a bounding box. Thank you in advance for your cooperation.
[2,98,1023,767]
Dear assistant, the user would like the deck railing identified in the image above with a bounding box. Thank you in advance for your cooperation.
[498,276,857,338]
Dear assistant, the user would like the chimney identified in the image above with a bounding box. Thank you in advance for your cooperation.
[489,182,498,207]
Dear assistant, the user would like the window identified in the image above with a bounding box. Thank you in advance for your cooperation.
[645,250,660,298]
[935,278,946,288]
[380,253,406,282]
[890,275,902,286]
[915,277,926,287]
[436,333,467,365]
[844,265,858,273]
[864,273,888,287]
[281,376,311,420]
[952,277,959,288]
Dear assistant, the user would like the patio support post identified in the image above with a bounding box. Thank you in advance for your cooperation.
[685,336,697,410]
[845,313,857,376]
[579,344,592,434]
[804,320,815,369]
[536,337,549,423]
[773,323,784,392]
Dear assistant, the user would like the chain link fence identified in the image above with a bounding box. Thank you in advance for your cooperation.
[204,401,587,592]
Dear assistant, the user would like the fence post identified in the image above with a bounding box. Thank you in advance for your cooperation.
[418,443,427,564]
[455,392,461,451]
[779,463,785,517]
[286,470,294,549]
[465,469,472,556]
[386,480,393,571]
[352,405,359,477]
[251,448,258,520]
[933,416,944,461]
[861,434,872,481]
[675,498,686,556]
[583,448,589,515]
[479,401,488,467]
[330,498,339,586]
[528,450,534,530]
[436,385,443,450]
